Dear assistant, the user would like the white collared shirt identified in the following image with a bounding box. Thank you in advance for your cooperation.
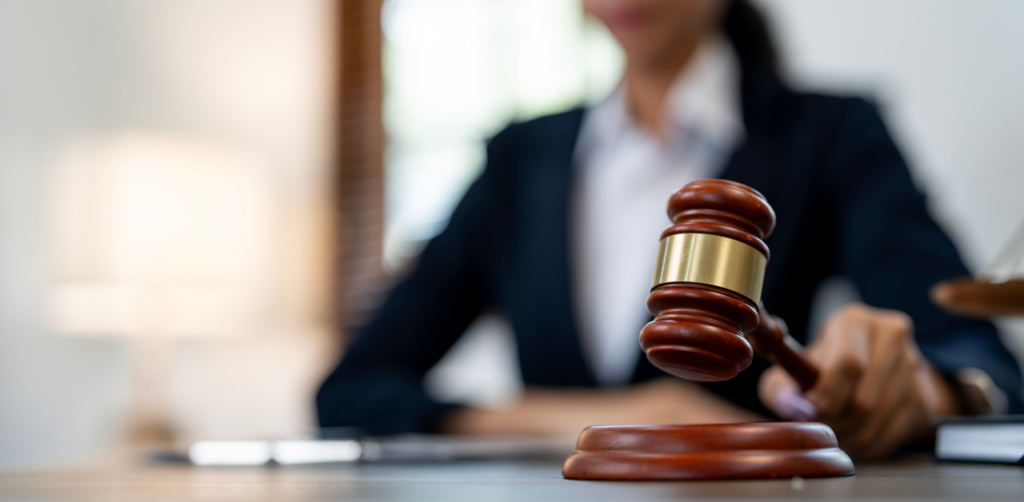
[572,37,745,386]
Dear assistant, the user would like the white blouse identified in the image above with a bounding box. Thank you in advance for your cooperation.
[572,36,746,386]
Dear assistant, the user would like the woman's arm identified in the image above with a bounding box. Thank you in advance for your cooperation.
[440,378,763,436]
[825,100,1022,411]
[761,100,1022,458]
[316,127,520,435]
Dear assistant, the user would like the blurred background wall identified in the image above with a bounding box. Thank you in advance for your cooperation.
[0,0,335,468]
[1,0,1022,469]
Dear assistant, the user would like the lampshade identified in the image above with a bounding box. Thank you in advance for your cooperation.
[48,132,275,338]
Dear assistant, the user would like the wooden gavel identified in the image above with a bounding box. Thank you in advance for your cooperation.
[562,179,854,481]
[639,179,819,391]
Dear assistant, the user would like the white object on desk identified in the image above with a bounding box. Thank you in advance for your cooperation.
[189,440,363,466]
[936,418,1024,464]
[187,436,574,466]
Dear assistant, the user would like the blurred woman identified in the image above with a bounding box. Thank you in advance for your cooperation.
[318,0,1023,458]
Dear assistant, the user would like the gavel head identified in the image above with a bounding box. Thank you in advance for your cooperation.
[639,179,776,381]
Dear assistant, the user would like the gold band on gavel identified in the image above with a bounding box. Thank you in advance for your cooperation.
[651,233,767,304]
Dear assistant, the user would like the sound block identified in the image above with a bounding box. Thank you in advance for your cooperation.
[562,422,854,481]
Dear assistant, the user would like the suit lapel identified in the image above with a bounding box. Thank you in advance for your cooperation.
[513,110,597,386]
[719,69,785,195]
[718,70,796,314]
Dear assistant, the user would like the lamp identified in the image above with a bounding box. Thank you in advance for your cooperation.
[48,132,274,442]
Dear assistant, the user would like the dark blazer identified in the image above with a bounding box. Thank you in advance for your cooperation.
[318,71,1024,434]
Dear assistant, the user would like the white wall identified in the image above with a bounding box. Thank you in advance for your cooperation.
[1,0,128,469]
[0,0,334,469]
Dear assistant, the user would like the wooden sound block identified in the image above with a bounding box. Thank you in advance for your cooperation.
[562,423,854,481]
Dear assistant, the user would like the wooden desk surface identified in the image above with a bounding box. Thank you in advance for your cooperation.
[1,456,1021,501]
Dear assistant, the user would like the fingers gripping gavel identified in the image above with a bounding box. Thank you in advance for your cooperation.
[639,179,819,390]
[749,305,819,391]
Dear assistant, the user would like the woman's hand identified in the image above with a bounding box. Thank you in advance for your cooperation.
[441,377,762,436]
[759,303,961,459]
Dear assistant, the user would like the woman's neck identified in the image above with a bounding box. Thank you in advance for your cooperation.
[623,36,705,139]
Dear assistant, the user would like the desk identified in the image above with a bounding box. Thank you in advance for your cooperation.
[1,457,1021,501]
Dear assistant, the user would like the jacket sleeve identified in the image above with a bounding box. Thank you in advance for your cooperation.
[826,100,1023,413]
[316,126,519,434]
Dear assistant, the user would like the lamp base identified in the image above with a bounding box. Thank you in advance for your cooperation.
[562,423,854,481]
[125,336,177,446]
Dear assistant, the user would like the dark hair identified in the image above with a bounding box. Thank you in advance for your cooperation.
[721,0,779,74]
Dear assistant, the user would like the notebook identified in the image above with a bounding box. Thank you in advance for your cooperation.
[935,415,1024,464]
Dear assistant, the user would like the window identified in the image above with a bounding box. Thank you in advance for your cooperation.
[381,0,623,270]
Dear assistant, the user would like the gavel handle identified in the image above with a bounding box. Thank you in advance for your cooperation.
[750,304,820,392]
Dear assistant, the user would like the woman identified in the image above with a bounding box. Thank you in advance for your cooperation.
[318,0,1023,459]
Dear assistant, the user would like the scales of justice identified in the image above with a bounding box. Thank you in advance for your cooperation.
[562,179,856,481]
